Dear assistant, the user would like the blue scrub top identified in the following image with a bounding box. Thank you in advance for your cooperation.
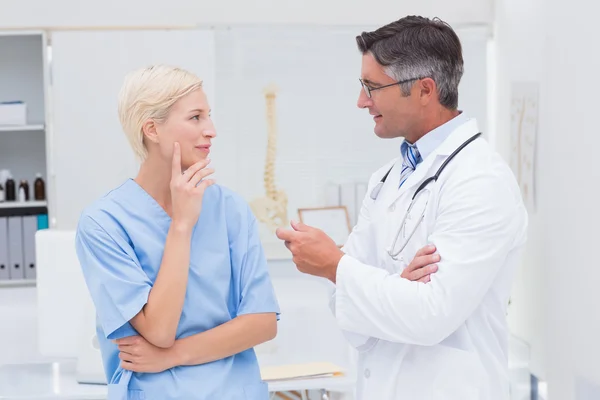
[75,179,280,400]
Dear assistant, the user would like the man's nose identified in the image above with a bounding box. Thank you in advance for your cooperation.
[357,88,373,109]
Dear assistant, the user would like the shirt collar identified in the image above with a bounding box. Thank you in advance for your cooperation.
[403,111,469,162]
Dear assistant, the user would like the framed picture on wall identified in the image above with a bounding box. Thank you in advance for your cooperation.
[297,206,352,247]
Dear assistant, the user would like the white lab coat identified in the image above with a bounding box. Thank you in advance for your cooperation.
[332,118,528,400]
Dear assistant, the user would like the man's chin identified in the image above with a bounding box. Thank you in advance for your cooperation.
[374,127,396,139]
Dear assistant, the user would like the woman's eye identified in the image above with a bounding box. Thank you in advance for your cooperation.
[191,115,200,120]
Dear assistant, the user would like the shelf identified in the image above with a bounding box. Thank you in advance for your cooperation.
[0,279,36,288]
[0,124,44,132]
[0,201,47,209]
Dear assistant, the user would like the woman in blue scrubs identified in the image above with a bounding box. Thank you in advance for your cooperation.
[75,65,280,400]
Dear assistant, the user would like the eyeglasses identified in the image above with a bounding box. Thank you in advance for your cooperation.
[359,77,427,98]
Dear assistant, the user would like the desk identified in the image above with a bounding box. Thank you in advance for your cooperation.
[0,362,106,400]
[268,375,355,400]
[0,362,355,400]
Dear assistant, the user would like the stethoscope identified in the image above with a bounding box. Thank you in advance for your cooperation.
[370,132,482,260]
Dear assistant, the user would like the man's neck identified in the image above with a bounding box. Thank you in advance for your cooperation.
[407,108,460,144]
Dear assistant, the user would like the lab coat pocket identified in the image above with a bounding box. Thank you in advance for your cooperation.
[431,346,487,400]
[243,381,269,399]
[107,383,145,400]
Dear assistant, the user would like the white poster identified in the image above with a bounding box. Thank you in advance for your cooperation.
[509,82,539,212]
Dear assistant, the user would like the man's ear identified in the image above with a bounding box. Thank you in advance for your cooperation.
[142,119,160,144]
[418,78,436,105]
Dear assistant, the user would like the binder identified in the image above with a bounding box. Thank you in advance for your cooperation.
[8,216,24,280]
[37,214,49,230]
[0,217,9,281]
[22,216,37,280]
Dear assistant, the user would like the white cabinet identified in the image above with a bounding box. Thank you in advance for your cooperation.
[0,31,49,202]
[0,31,50,287]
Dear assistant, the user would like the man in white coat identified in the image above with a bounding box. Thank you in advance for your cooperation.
[276,15,528,400]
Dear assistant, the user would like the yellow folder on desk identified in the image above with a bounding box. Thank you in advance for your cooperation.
[260,362,345,381]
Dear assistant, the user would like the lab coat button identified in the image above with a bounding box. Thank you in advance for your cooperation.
[364,369,371,378]
[388,204,396,212]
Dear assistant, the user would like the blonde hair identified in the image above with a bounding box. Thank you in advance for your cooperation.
[118,65,204,161]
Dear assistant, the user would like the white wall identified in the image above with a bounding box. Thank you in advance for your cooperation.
[542,2,600,398]
[0,0,492,29]
[498,0,600,398]
[494,0,547,379]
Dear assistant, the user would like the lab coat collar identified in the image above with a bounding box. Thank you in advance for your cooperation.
[383,118,480,209]
[434,118,480,156]
[412,111,469,161]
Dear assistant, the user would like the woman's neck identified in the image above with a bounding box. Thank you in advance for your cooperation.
[134,157,173,215]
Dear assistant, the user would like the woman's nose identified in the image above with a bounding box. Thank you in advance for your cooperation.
[203,129,216,138]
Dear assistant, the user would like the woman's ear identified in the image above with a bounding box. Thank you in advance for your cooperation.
[142,119,160,144]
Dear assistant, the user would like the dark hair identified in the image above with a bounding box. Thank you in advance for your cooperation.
[356,16,464,109]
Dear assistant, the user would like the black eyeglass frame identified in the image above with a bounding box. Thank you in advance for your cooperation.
[359,76,428,98]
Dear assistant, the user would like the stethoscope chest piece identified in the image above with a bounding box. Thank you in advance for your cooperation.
[370,182,384,200]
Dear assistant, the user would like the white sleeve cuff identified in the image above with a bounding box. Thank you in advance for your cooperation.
[333,255,381,350]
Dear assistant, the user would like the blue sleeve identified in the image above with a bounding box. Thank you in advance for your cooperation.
[229,201,280,319]
[75,215,152,339]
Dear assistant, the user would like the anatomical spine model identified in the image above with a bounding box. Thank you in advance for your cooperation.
[249,85,289,232]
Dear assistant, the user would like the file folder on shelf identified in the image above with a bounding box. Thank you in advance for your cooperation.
[22,216,37,280]
[8,216,24,280]
[0,217,9,280]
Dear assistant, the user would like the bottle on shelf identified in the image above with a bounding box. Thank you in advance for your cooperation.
[18,180,29,202]
[34,173,46,201]
[5,174,15,202]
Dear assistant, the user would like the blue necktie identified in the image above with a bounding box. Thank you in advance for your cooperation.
[399,141,422,188]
